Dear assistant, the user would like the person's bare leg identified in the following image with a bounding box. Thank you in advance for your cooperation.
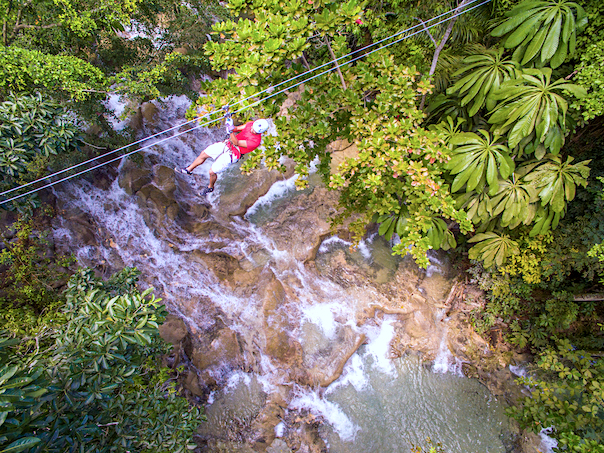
[208,171,218,189]
[186,151,210,172]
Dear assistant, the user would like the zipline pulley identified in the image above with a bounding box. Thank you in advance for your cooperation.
[223,106,234,137]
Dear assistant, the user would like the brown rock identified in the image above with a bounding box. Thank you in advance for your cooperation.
[152,165,176,194]
[304,329,366,387]
[189,250,241,282]
[159,314,188,345]
[328,140,359,174]
[264,187,340,263]
[141,101,159,123]
[266,439,291,453]
[213,164,294,219]
[261,272,303,365]
[190,327,243,371]
[183,371,204,397]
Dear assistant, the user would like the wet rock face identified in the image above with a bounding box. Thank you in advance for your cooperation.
[53,106,521,453]
[213,158,296,220]
[263,187,340,263]
[261,273,302,366]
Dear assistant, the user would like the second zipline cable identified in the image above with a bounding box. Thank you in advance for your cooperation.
[0,0,490,205]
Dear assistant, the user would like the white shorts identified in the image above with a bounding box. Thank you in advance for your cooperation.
[203,141,239,173]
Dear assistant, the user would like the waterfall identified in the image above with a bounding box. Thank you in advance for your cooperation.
[52,96,513,452]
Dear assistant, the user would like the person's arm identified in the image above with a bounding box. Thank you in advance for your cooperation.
[229,123,249,147]
[229,132,247,148]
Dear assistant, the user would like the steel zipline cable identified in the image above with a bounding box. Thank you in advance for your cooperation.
[0,0,487,201]
[0,0,490,206]
[1,0,488,201]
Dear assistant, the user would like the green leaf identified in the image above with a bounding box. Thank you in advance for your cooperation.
[0,437,41,453]
[542,15,562,61]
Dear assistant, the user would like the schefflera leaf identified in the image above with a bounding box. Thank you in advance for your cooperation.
[488,68,586,153]
[523,155,591,213]
[468,232,520,268]
[446,47,519,117]
[491,0,588,68]
[446,129,514,195]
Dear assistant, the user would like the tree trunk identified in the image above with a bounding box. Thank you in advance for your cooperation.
[420,0,473,109]
[326,38,347,90]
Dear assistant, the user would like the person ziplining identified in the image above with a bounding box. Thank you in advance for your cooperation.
[175,114,269,196]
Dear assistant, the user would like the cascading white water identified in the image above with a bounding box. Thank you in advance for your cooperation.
[52,96,513,452]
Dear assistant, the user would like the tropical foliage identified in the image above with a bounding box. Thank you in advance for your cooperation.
[491,0,588,68]
[0,93,82,210]
[446,47,519,116]
[488,67,585,154]
[0,268,203,453]
[1,0,604,449]
[509,340,604,453]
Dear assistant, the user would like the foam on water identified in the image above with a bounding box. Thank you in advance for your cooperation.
[225,370,253,391]
[432,323,464,376]
[539,428,558,453]
[119,20,162,46]
[290,389,360,442]
[318,235,352,254]
[509,364,528,377]
[301,303,339,339]
[363,317,397,375]
[274,422,285,437]
[357,240,372,261]
[245,174,299,219]
[102,95,129,131]
[326,354,369,394]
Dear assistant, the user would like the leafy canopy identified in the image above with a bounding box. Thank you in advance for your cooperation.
[0,268,203,453]
[0,93,82,208]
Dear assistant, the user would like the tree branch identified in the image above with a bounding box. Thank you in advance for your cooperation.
[325,37,347,90]
[12,0,33,35]
[13,23,61,33]
[301,51,311,71]
[80,140,107,150]
[420,0,473,109]
[565,67,583,80]
[414,17,437,46]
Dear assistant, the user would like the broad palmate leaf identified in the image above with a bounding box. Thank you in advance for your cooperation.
[489,68,586,153]
[468,232,520,267]
[446,129,514,194]
[491,0,588,68]
[523,155,590,212]
[446,47,519,116]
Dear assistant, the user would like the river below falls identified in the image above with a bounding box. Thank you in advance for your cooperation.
[51,95,517,452]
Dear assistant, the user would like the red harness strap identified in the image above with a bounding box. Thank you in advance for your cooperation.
[226,141,241,160]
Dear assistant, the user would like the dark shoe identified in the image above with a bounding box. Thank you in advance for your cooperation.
[175,167,192,175]
[200,187,214,196]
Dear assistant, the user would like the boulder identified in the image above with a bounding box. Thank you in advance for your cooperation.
[118,167,152,195]
[159,314,189,345]
[213,162,295,220]
[189,326,244,372]
[302,327,365,387]
[327,139,359,174]
[263,187,340,263]
[266,439,291,453]
[152,164,177,195]
[260,271,304,369]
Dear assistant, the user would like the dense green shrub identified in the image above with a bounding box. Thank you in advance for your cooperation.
[0,268,203,453]
[509,340,604,453]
